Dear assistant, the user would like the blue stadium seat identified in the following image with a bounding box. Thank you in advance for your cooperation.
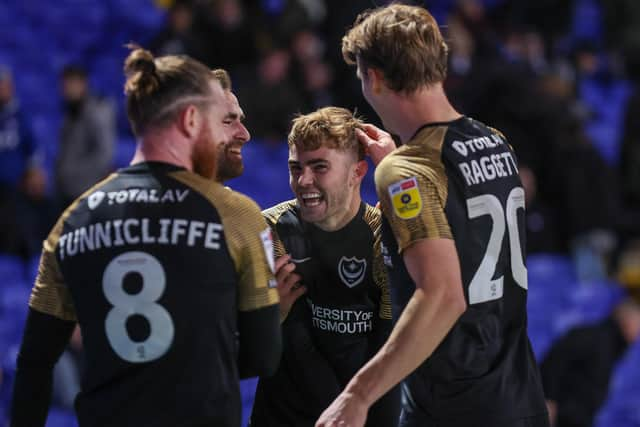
[0,254,25,285]
[113,137,137,169]
[240,377,258,427]
[46,408,79,427]
[26,255,40,284]
[579,78,631,165]
[571,0,602,42]
[594,342,640,427]
[527,254,576,282]
[0,284,30,343]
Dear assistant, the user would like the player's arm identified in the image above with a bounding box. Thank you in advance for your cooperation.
[281,299,342,412]
[363,248,401,427]
[237,306,282,378]
[317,240,466,426]
[316,161,466,426]
[262,207,306,322]
[10,309,75,427]
[10,222,77,427]
[232,198,282,378]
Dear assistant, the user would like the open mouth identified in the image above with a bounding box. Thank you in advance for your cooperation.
[300,192,323,207]
[227,146,242,158]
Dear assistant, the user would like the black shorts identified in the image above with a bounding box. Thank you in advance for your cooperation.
[398,384,550,427]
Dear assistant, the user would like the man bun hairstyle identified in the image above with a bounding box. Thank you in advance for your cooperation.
[123,44,229,136]
[124,48,160,97]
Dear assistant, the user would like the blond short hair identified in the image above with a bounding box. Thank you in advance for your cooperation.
[342,4,449,94]
[288,107,365,160]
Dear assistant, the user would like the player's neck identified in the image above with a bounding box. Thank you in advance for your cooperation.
[388,84,461,144]
[131,128,194,171]
[313,194,362,232]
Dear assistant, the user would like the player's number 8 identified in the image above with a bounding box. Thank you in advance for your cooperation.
[103,251,174,363]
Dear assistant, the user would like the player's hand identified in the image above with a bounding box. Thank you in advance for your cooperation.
[356,124,396,166]
[275,254,305,320]
[315,391,368,427]
[546,399,558,426]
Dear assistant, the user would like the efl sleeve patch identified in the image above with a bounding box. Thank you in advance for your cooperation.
[388,177,423,219]
[260,227,276,275]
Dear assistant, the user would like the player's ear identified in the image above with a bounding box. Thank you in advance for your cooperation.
[353,159,368,183]
[367,68,385,94]
[178,104,202,139]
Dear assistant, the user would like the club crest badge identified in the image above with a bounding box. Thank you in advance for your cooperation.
[338,256,367,288]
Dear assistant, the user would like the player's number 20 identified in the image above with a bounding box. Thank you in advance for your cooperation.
[466,187,527,305]
[103,251,174,363]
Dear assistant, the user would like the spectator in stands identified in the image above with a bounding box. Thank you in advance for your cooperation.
[519,165,563,254]
[148,0,207,63]
[55,65,115,209]
[540,293,640,427]
[0,65,51,257]
[192,0,259,73]
[618,45,640,239]
[290,30,335,112]
[239,48,303,142]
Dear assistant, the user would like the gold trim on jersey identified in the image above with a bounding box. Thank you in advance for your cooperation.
[262,199,298,259]
[363,204,393,321]
[375,125,453,253]
[170,171,278,311]
[30,174,118,321]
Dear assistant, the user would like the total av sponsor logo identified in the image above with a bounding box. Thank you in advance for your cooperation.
[88,188,190,210]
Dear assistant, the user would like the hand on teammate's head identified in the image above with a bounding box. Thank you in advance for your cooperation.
[356,124,396,166]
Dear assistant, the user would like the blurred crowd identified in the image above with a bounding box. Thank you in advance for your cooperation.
[2,0,640,286]
[2,1,640,425]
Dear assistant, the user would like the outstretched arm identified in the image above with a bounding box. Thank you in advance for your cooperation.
[315,239,466,427]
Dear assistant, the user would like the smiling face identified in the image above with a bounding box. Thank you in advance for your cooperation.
[215,90,250,182]
[288,143,366,231]
[191,81,230,180]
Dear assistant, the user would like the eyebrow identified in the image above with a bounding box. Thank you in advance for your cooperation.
[225,111,246,121]
[288,158,329,166]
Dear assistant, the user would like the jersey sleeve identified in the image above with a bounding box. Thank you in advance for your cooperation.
[364,205,393,321]
[262,202,291,259]
[29,215,77,321]
[373,233,393,321]
[225,194,279,312]
[374,153,452,253]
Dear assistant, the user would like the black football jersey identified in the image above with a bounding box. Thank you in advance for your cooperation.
[251,201,398,427]
[375,117,547,426]
[29,162,278,427]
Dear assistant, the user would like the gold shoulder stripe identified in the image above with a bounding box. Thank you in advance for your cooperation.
[262,200,297,259]
[363,203,381,232]
[488,125,507,141]
[170,171,278,311]
[364,204,392,320]
[375,126,452,253]
[30,173,118,321]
